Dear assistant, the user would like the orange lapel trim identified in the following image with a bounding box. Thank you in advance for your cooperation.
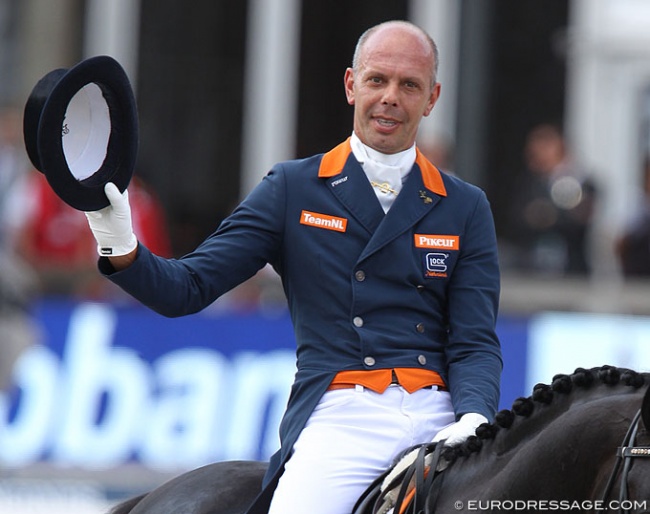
[318,138,352,177]
[415,148,447,197]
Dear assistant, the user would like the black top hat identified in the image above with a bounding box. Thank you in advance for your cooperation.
[23,55,138,211]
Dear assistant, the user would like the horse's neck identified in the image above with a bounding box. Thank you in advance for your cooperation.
[434,385,645,507]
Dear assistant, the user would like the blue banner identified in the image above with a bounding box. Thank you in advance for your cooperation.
[0,299,529,472]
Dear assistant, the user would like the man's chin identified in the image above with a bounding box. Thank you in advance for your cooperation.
[367,137,407,155]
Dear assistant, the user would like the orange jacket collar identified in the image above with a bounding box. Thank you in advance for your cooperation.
[318,137,447,197]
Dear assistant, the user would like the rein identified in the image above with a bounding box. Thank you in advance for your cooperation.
[352,442,446,514]
[600,409,650,513]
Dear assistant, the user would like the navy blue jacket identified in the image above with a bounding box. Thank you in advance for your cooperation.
[102,139,502,513]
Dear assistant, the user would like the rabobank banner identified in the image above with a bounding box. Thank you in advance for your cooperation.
[0,300,298,473]
[2,299,649,475]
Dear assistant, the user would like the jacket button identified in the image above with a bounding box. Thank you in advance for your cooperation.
[416,322,425,333]
[364,356,376,367]
[355,270,366,282]
[418,355,427,365]
[353,316,364,327]
[416,284,425,292]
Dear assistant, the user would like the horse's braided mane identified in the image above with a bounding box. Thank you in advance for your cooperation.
[439,365,648,463]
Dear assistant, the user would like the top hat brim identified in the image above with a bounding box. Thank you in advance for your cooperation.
[23,55,138,211]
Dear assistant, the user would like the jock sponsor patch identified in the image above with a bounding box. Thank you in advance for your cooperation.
[300,210,348,232]
[423,252,450,278]
[415,234,458,278]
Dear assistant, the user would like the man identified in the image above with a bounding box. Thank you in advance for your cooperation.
[508,123,598,275]
[85,20,501,514]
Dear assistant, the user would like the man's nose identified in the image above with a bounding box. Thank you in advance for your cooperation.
[381,82,399,106]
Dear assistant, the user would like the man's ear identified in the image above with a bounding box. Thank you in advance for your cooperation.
[344,68,355,106]
[423,82,441,117]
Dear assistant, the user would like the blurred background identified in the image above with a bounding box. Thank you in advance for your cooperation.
[1,0,650,512]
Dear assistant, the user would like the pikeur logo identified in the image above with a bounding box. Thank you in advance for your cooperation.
[331,176,348,187]
[414,234,459,250]
[300,210,348,232]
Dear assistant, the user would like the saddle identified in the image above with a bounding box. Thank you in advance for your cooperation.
[352,442,448,514]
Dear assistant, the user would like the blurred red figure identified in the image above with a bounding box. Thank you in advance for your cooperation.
[18,173,171,297]
[126,177,173,258]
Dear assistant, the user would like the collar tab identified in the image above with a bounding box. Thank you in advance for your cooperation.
[318,138,352,178]
[415,148,447,197]
[318,138,447,197]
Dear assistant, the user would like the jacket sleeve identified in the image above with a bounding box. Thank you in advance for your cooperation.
[445,189,502,421]
[99,168,287,317]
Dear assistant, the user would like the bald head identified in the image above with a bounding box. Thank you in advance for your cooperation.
[352,21,439,88]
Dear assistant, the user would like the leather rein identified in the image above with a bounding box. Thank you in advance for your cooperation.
[352,442,445,514]
[600,409,650,513]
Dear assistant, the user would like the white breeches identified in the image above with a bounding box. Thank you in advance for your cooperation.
[267,384,455,514]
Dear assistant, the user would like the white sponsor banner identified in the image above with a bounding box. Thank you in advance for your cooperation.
[526,311,650,392]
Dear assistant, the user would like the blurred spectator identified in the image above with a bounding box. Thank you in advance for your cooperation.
[417,133,455,174]
[17,172,173,298]
[506,123,598,275]
[616,157,650,277]
[0,106,40,391]
[0,106,32,249]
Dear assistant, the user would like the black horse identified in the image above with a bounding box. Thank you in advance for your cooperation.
[108,366,650,514]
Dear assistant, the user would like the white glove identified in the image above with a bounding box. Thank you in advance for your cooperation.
[432,412,488,446]
[380,413,487,494]
[85,182,137,257]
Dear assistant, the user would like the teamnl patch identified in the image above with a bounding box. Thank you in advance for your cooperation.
[300,210,348,232]
[414,234,459,278]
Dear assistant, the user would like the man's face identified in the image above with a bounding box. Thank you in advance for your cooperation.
[344,26,440,154]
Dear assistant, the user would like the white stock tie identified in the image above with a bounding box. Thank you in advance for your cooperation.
[350,133,415,213]
[363,159,403,213]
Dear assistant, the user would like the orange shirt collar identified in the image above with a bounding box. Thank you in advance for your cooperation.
[318,137,447,197]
